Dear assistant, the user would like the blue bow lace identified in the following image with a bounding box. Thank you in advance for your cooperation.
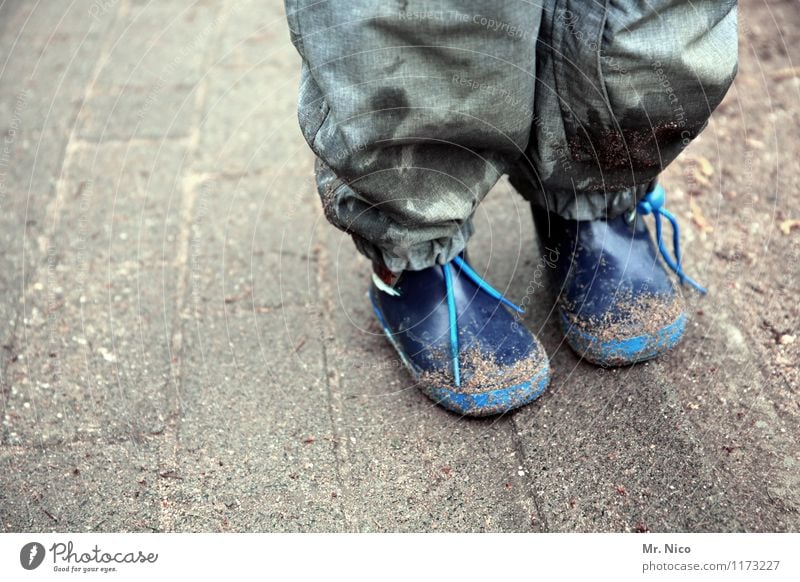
[636,184,707,295]
[442,256,524,387]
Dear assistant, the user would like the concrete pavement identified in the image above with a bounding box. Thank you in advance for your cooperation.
[1,0,798,532]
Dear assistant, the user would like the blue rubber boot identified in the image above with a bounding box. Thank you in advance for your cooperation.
[369,255,550,416]
[534,185,706,367]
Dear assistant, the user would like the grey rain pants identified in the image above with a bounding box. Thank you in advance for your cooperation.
[285,0,738,272]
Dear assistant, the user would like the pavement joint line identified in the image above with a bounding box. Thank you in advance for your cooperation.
[193,166,314,181]
[68,136,194,149]
[0,431,167,455]
[313,236,355,530]
[43,0,131,230]
[509,412,550,532]
[155,0,242,533]
[87,82,199,97]
[694,314,798,526]
[638,366,747,530]
[1,0,133,520]
[10,0,131,466]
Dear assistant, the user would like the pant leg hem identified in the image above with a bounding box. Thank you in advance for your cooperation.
[509,173,656,221]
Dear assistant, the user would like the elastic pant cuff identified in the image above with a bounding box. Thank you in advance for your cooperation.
[509,176,656,221]
[352,219,474,274]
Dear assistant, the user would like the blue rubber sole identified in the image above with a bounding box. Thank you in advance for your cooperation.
[423,366,549,417]
[369,289,550,417]
[561,310,687,367]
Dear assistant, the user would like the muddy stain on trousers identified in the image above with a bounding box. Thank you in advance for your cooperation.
[284,0,738,272]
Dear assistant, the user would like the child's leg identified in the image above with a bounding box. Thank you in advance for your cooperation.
[284,2,557,414]
[510,0,738,216]
[285,0,544,272]
[511,0,738,366]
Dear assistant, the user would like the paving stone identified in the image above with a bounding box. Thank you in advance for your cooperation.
[165,172,344,531]
[177,172,319,308]
[0,438,163,532]
[77,84,198,140]
[1,142,187,446]
[196,59,310,175]
[93,0,223,89]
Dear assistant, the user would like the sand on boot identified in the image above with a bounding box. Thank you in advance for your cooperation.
[562,288,685,344]
[418,345,546,394]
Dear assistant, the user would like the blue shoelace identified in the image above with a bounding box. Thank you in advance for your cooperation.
[636,184,707,295]
[442,256,524,387]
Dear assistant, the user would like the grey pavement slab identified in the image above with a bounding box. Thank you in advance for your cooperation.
[0,438,163,532]
[196,58,308,176]
[0,0,114,42]
[91,0,223,90]
[77,84,198,141]
[1,141,187,447]
[163,172,345,532]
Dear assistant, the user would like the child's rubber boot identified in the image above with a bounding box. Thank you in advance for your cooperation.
[533,184,706,367]
[369,254,550,416]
